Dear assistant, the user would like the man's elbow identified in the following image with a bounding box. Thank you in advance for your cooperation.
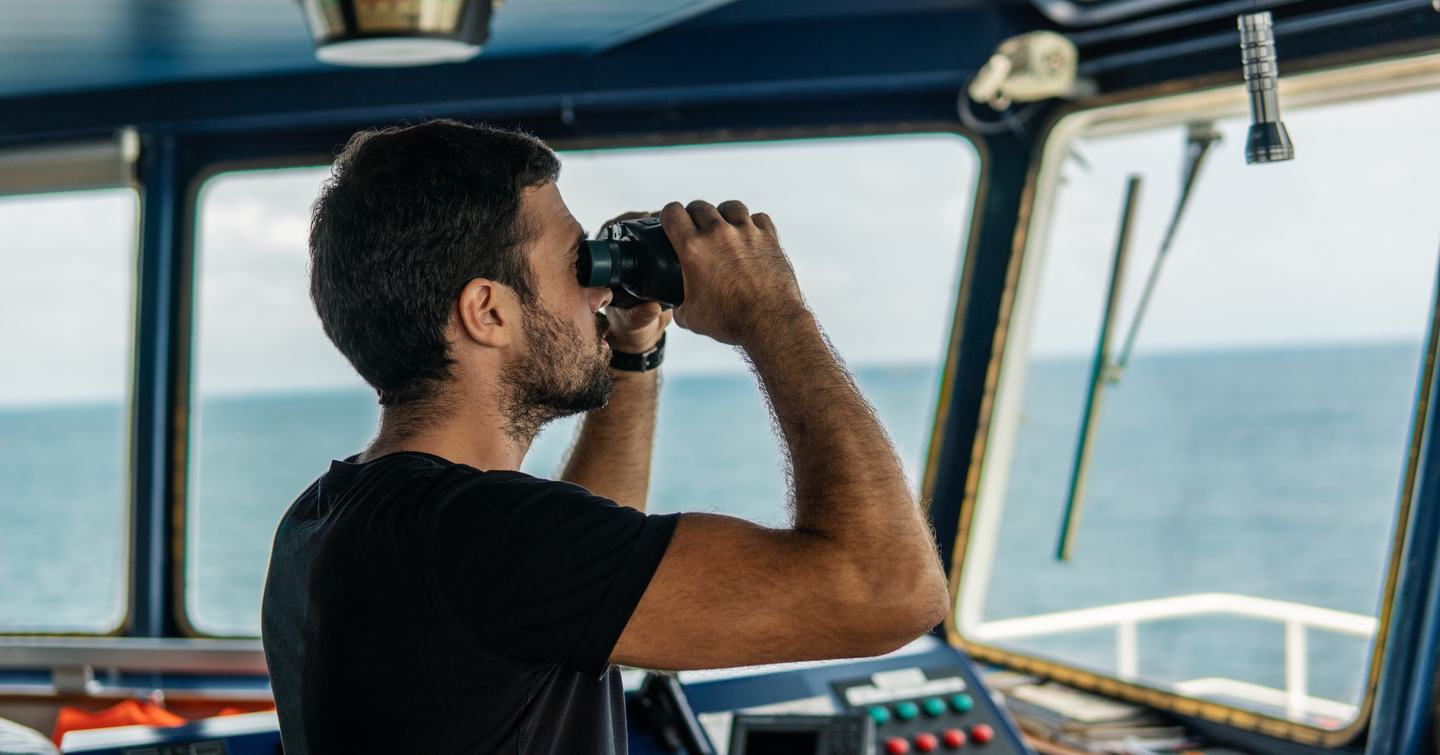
[826,558,951,656]
[883,569,951,643]
[844,593,950,659]
[910,573,953,633]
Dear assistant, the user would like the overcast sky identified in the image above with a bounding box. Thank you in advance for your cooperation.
[2,133,978,405]
[1030,87,1440,358]
[3,86,1439,407]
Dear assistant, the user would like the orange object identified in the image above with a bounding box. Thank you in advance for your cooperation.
[52,698,276,746]
[53,699,187,745]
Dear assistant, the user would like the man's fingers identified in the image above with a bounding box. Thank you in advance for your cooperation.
[685,200,726,230]
[607,301,661,325]
[605,300,671,353]
[752,211,778,239]
[630,302,662,326]
[659,202,697,239]
[716,200,751,226]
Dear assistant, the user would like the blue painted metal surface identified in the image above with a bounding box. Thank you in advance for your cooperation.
[1367,260,1440,755]
[129,133,187,638]
[0,0,746,98]
[926,128,1038,580]
[1077,0,1440,92]
[0,7,1022,144]
[671,637,1027,754]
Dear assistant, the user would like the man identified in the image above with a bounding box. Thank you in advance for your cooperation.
[261,120,948,754]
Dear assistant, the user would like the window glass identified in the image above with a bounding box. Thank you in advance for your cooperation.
[188,168,376,635]
[187,133,978,635]
[0,189,136,633]
[960,87,1440,730]
[527,135,978,524]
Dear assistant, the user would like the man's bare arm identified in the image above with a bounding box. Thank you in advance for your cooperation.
[561,369,659,510]
[610,200,949,670]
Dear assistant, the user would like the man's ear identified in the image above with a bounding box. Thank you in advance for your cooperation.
[455,278,517,349]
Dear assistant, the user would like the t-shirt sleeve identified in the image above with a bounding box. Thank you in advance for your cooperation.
[426,473,679,678]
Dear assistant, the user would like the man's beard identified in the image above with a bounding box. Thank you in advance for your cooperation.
[500,305,613,442]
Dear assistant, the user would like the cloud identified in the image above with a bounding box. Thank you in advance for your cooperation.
[200,197,312,261]
[0,190,137,406]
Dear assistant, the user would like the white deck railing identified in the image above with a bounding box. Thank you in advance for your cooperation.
[969,593,1377,721]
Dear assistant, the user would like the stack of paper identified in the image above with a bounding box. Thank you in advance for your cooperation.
[1002,684,1193,754]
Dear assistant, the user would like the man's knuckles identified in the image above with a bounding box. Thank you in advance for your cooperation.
[716,200,751,225]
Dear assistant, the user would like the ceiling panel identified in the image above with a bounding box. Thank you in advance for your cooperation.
[0,0,739,99]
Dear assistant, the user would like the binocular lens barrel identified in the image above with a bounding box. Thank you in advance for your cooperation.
[580,240,620,288]
[576,219,684,308]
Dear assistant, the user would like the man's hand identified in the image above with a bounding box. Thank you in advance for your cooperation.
[598,211,672,353]
[658,200,805,347]
[606,302,671,353]
[610,200,949,671]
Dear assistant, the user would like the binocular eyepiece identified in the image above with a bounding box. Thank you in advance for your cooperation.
[577,217,685,308]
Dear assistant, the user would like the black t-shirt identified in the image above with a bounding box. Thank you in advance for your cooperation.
[260,451,679,755]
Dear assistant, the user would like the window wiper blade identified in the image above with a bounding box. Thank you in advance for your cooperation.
[1110,122,1223,382]
[1056,174,1143,561]
[1055,123,1221,561]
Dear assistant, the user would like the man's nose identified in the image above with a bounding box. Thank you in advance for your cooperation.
[592,286,613,311]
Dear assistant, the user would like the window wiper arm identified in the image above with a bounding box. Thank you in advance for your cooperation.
[1056,174,1143,561]
[1055,123,1221,561]
[1110,122,1223,382]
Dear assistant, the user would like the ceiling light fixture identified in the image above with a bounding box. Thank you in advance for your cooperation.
[298,0,497,67]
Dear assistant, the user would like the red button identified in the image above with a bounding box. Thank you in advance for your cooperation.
[969,724,994,745]
[885,737,912,755]
[915,733,939,753]
[943,728,967,748]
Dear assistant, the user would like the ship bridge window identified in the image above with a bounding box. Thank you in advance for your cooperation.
[955,62,1440,743]
[0,182,137,633]
[186,132,979,636]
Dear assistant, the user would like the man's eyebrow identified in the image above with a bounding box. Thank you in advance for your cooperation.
[570,227,589,254]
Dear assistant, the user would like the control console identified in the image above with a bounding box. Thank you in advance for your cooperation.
[729,713,871,755]
[834,665,994,754]
[628,636,1029,755]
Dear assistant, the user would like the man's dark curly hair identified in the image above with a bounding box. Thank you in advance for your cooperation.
[309,120,561,408]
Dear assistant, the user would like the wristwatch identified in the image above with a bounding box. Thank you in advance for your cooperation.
[610,333,666,372]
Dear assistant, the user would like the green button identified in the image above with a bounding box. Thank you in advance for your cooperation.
[923,697,946,717]
[950,693,975,713]
[869,706,891,725]
[895,701,920,721]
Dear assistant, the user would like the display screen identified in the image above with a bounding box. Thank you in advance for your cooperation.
[743,729,820,755]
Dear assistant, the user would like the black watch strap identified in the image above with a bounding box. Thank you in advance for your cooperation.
[610,332,666,372]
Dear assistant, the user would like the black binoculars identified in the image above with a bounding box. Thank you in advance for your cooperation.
[576,217,685,309]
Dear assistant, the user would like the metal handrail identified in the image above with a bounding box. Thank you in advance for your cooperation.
[0,636,265,675]
[0,636,267,697]
[968,592,1377,720]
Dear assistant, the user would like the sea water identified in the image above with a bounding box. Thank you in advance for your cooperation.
[0,343,1419,717]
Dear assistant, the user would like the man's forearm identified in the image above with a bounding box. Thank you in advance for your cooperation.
[745,309,934,563]
[560,369,660,510]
